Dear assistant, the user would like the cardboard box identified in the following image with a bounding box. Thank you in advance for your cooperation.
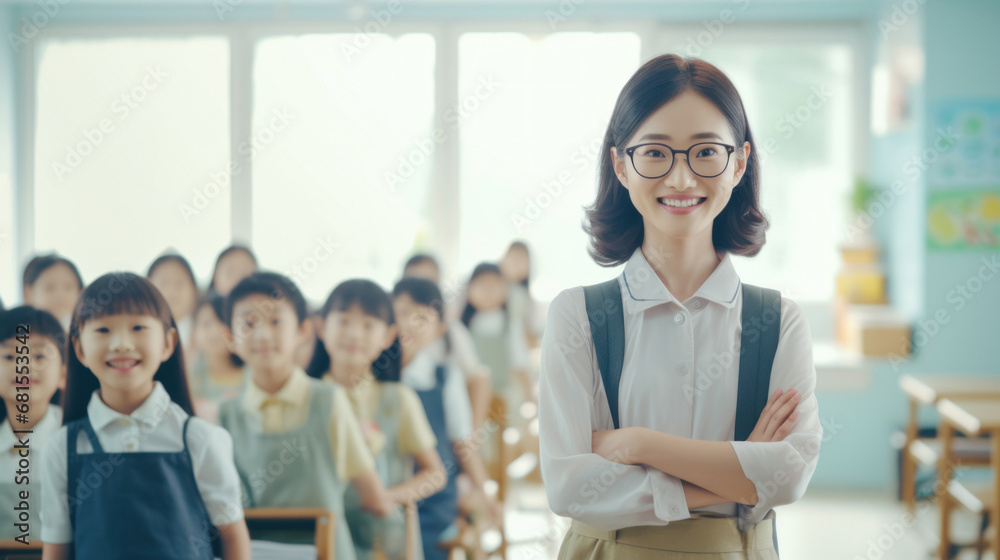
[844,304,912,357]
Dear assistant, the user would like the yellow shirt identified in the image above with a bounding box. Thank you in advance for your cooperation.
[243,367,375,482]
[324,370,437,458]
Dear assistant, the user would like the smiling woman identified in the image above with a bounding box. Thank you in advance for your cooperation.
[538,54,823,560]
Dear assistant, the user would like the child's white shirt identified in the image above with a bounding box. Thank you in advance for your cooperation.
[1,404,62,478]
[468,308,530,370]
[40,382,243,544]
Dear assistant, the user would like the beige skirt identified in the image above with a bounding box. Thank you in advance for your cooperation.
[557,511,779,560]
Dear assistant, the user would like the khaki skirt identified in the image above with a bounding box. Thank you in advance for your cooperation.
[557,511,779,560]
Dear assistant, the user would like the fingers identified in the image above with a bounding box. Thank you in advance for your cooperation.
[773,410,800,441]
[763,390,800,440]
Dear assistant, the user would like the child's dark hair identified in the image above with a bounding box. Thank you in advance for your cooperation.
[584,54,768,266]
[323,279,400,382]
[392,276,451,358]
[63,272,194,424]
[223,272,308,328]
[210,244,258,293]
[403,253,439,276]
[460,263,507,329]
[147,253,200,291]
[193,293,244,369]
[0,306,66,423]
[22,254,84,291]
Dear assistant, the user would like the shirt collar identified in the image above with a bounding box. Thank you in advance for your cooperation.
[243,366,310,413]
[621,246,741,314]
[87,381,173,432]
[0,404,63,454]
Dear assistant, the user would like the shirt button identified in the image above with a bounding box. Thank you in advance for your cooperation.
[674,313,685,325]
[678,365,689,375]
[124,442,137,451]
[693,300,703,309]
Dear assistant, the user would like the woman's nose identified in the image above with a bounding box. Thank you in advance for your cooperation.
[663,154,698,191]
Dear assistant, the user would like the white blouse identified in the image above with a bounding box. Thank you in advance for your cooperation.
[538,246,822,531]
[40,382,244,543]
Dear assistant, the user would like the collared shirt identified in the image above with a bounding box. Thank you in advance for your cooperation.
[324,370,437,457]
[425,320,490,379]
[401,348,474,443]
[40,382,244,543]
[539,246,822,531]
[468,309,530,370]
[240,366,374,482]
[1,403,62,483]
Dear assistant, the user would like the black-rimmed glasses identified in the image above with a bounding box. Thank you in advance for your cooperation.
[624,142,736,179]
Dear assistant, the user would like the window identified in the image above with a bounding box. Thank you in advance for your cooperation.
[457,32,641,300]
[252,33,435,303]
[33,36,230,284]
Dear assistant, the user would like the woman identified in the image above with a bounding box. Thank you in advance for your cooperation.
[538,54,822,559]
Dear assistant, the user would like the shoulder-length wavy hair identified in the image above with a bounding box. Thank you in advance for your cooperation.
[584,54,768,267]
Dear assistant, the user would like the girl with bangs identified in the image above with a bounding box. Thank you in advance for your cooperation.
[39,272,250,560]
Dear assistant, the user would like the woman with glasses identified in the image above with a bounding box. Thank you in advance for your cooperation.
[538,54,822,559]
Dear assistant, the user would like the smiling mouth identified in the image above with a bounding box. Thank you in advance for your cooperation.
[107,359,140,371]
[658,197,707,208]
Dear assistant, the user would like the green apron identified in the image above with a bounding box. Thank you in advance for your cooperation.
[220,379,356,560]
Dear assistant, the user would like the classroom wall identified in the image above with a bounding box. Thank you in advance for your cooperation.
[809,0,1000,492]
[1,7,19,302]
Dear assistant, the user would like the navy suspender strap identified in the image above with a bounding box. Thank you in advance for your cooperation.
[734,283,782,442]
[582,278,625,430]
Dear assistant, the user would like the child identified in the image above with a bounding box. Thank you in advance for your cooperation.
[392,277,501,560]
[498,241,541,350]
[40,272,250,559]
[209,245,258,297]
[401,254,492,434]
[188,294,247,423]
[320,279,446,560]
[147,253,201,351]
[218,272,393,560]
[22,255,84,331]
[0,306,65,542]
[461,263,533,406]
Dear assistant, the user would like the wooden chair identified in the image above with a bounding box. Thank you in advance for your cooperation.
[898,375,1000,513]
[946,479,994,559]
[0,539,42,560]
[244,507,335,560]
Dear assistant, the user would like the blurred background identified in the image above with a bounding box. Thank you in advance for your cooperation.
[1,0,998,558]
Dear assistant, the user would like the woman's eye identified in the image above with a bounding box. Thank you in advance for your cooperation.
[697,147,717,157]
[643,148,666,158]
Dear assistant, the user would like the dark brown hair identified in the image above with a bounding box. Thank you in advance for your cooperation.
[584,54,768,267]
[62,272,194,424]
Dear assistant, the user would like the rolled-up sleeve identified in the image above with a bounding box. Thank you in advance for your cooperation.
[729,297,822,530]
[539,288,690,530]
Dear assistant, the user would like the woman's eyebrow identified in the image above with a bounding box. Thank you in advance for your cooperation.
[638,132,724,141]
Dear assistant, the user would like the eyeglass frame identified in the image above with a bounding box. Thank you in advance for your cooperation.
[623,142,737,179]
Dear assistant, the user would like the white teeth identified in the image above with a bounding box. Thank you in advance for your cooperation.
[659,197,704,208]
[108,360,138,368]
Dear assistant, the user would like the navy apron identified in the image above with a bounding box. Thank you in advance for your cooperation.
[413,365,459,560]
[66,415,217,560]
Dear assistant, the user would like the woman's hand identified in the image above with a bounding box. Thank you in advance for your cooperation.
[747,389,801,443]
[591,427,644,465]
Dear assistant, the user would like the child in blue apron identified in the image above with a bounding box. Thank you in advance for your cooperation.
[218,272,394,560]
[0,306,65,542]
[39,272,250,559]
[320,279,447,560]
[391,278,501,560]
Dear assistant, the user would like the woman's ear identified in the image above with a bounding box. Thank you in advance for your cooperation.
[611,146,629,189]
[733,141,752,187]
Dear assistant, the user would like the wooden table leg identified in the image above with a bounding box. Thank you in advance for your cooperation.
[938,422,955,560]
[903,398,919,513]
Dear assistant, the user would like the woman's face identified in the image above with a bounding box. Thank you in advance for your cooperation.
[612,89,751,243]
[27,264,81,324]
[213,251,257,296]
[149,260,199,321]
